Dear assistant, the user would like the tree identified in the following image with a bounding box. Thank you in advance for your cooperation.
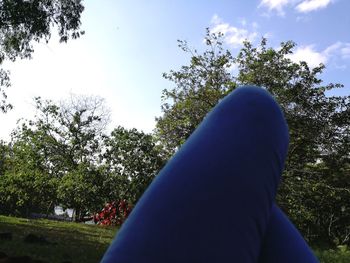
[57,162,107,221]
[7,94,110,220]
[155,29,350,246]
[58,94,110,167]
[0,140,9,176]
[0,0,85,112]
[103,127,165,205]
[0,69,11,112]
[234,38,350,246]
[155,29,236,156]
[0,137,57,217]
[234,38,349,170]
[1,94,166,221]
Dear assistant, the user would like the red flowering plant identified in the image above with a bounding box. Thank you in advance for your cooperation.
[93,200,133,226]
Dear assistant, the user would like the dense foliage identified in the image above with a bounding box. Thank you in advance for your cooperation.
[155,29,350,247]
[0,95,164,221]
[103,127,165,204]
[0,0,85,112]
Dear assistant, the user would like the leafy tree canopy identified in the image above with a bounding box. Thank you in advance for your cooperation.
[155,29,350,246]
[103,126,165,205]
[156,30,236,156]
[0,0,85,112]
[6,94,110,220]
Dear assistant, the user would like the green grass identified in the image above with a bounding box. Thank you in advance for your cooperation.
[0,215,117,263]
[1,215,350,263]
[315,246,350,263]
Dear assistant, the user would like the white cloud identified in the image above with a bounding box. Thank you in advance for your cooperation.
[296,0,333,12]
[287,45,327,67]
[323,41,342,56]
[210,14,222,24]
[323,42,350,60]
[259,0,334,15]
[210,15,259,48]
[340,44,350,59]
[210,16,348,69]
[287,42,350,68]
[259,0,293,15]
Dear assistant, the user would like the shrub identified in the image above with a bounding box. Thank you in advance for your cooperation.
[93,200,132,226]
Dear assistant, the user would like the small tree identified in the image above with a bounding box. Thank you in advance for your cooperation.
[0,138,57,216]
[6,95,110,221]
[93,200,132,226]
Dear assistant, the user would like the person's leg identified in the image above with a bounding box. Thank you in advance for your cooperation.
[101,86,289,263]
[258,204,319,262]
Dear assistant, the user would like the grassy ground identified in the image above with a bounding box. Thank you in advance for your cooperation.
[0,215,117,263]
[1,215,350,262]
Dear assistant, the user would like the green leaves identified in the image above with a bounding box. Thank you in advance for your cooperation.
[0,0,85,61]
[57,163,105,218]
[2,95,111,220]
[238,38,350,245]
[0,0,85,112]
[155,29,236,156]
[156,29,350,247]
[103,127,165,205]
[0,95,166,221]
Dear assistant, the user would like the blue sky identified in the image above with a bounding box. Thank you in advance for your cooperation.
[1,0,349,140]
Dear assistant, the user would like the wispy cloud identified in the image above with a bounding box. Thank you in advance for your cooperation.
[323,42,350,60]
[259,0,292,16]
[210,15,258,48]
[323,42,343,56]
[259,0,335,15]
[287,42,350,68]
[340,44,350,59]
[239,18,247,26]
[296,0,333,12]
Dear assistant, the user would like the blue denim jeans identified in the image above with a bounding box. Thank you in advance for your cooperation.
[102,86,319,262]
